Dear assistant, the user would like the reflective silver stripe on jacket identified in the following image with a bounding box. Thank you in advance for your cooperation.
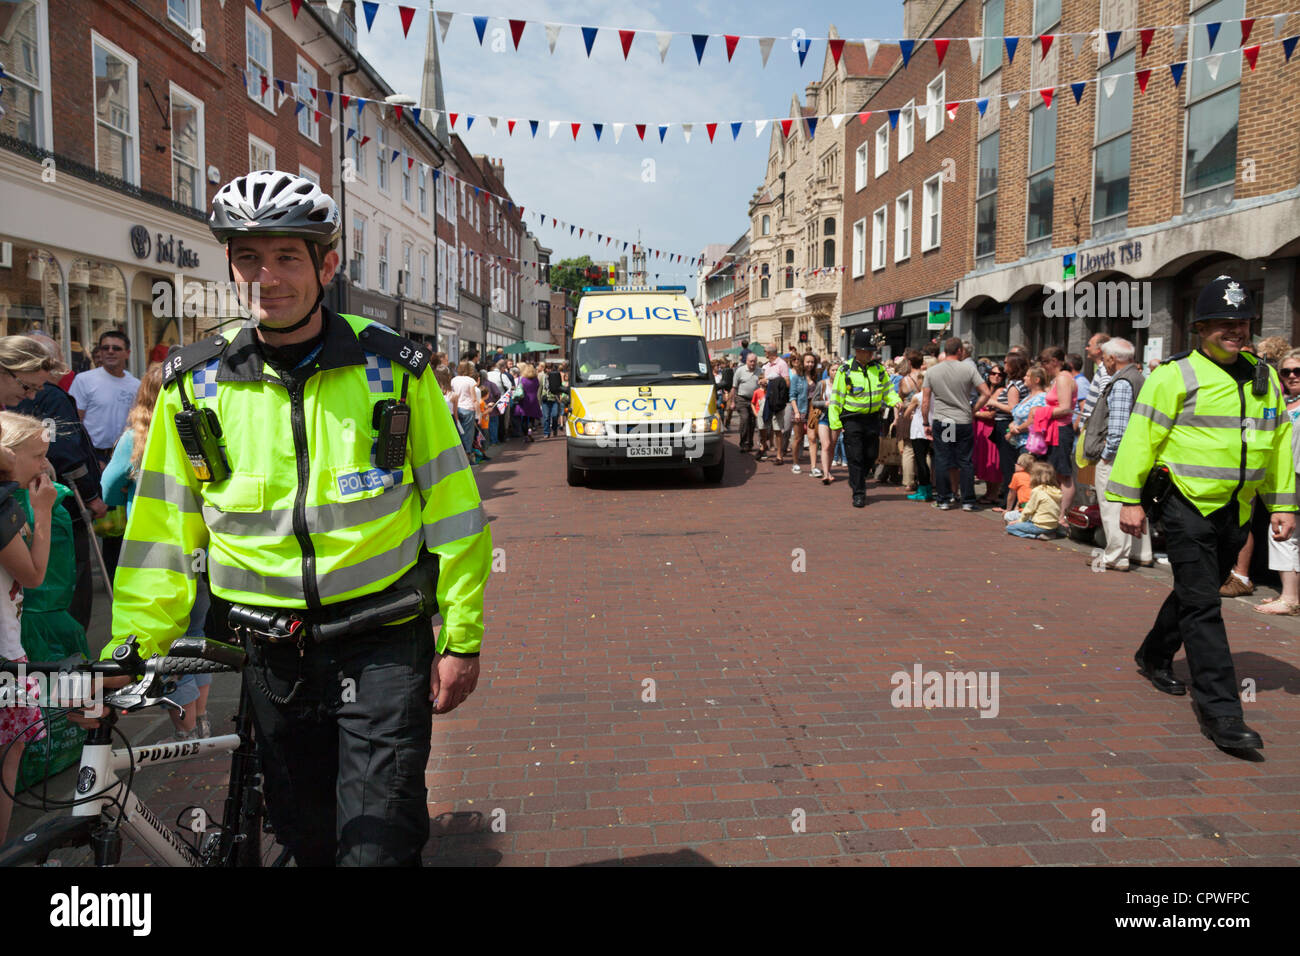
[117,539,195,575]
[135,469,203,513]
[1167,462,1263,482]
[413,445,471,490]
[423,504,488,551]
[202,483,415,538]
[1131,403,1175,430]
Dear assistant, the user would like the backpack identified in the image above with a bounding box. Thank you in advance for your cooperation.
[766,375,790,414]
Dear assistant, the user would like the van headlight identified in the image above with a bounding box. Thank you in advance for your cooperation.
[574,419,606,436]
[690,416,720,433]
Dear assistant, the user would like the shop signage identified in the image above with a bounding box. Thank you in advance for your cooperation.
[129,225,200,268]
[1078,240,1143,275]
[875,301,903,322]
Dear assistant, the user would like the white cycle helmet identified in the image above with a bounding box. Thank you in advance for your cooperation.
[209,170,340,246]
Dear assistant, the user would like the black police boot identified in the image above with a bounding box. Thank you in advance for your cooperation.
[852,494,866,508]
[1198,713,1264,750]
[1133,651,1187,696]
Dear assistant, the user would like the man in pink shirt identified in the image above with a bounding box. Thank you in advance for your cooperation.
[761,344,789,382]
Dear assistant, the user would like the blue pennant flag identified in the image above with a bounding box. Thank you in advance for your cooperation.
[465,115,474,130]
[473,16,488,45]
[658,124,668,142]
[977,97,988,116]
[796,36,811,66]
[1170,61,1186,87]
[623,242,628,251]
[593,123,603,141]
[294,102,305,116]
[432,169,440,180]
[346,127,356,141]
[391,149,400,164]
[324,90,334,109]
[474,187,481,200]
[276,78,286,95]
[530,119,539,137]
[888,108,899,128]
[731,121,742,140]
[1285,36,1300,62]
[1071,82,1086,104]
[361,1,378,31]
[1004,36,1018,64]
[411,107,420,123]
[693,34,708,64]
[899,39,915,68]
[254,0,262,11]
[582,26,598,57]
[1205,21,1220,51]
[1106,30,1120,60]
[805,117,817,139]
[570,225,575,235]
[356,98,366,118]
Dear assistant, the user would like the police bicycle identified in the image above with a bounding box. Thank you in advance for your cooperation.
[0,636,286,867]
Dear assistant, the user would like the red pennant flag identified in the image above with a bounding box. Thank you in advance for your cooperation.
[260,75,269,96]
[552,218,557,227]
[449,112,459,128]
[1243,44,1260,71]
[571,122,581,140]
[934,37,949,66]
[1040,87,1053,108]
[1139,28,1155,56]
[398,6,416,37]
[1038,34,1053,58]
[340,94,351,110]
[309,87,317,101]
[858,110,872,124]
[359,136,370,147]
[393,105,403,122]
[945,101,959,121]
[828,38,845,66]
[725,35,740,61]
[619,30,635,59]
[1241,17,1255,45]
[507,119,516,135]
[636,124,646,140]
[579,229,584,239]
[482,190,489,204]
[607,237,611,246]
[314,109,324,124]
[510,19,526,49]
[706,122,717,142]
[290,0,302,18]
[407,156,415,170]
[1135,68,1151,93]
[780,118,793,138]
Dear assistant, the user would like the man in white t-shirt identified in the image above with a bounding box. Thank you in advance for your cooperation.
[70,330,140,465]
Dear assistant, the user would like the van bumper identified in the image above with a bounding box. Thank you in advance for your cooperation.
[567,432,723,470]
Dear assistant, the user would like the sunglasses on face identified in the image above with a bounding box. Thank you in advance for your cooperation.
[1282,368,1300,377]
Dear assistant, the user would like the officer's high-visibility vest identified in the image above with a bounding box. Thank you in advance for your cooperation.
[1106,348,1297,523]
[828,359,899,430]
[107,311,492,661]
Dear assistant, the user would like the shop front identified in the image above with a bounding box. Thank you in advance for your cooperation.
[341,284,398,330]
[402,301,437,351]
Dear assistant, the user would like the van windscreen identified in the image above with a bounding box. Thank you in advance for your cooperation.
[573,335,710,385]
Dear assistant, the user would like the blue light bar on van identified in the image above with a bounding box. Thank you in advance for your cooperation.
[580,285,688,293]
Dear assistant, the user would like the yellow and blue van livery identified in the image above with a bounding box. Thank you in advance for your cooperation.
[566,286,723,485]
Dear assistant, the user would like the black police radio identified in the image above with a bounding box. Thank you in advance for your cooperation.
[372,370,411,469]
[174,375,229,483]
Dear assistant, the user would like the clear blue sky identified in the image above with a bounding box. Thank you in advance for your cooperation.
[358,1,903,294]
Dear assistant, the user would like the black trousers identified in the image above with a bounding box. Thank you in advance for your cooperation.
[68,515,92,632]
[737,400,756,451]
[992,418,1017,488]
[911,437,932,486]
[841,414,881,497]
[231,610,438,866]
[932,422,975,504]
[1138,493,1249,719]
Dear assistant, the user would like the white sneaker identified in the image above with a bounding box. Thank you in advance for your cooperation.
[792,464,801,474]
[811,468,823,478]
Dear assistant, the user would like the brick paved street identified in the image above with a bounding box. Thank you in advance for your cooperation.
[424,431,1300,866]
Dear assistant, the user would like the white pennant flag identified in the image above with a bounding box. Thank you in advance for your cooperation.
[488,116,498,134]
[968,36,981,66]
[758,36,774,67]
[682,123,693,143]
[613,122,625,144]
[325,0,342,13]
[1205,52,1223,82]
[218,0,225,8]
[829,113,845,129]
[1171,23,1187,51]
[755,118,769,137]
[657,32,673,62]
[864,38,879,68]
[1102,74,1118,98]
[438,11,454,43]
[548,120,560,139]
[290,82,299,99]
[915,104,930,125]
[330,116,338,133]
[1005,92,1021,112]
[428,110,441,129]
[546,23,562,54]
[1070,31,1087,58]
[1274,13,1289,39]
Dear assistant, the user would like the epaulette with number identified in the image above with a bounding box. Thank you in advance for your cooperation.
[356,323,429,377]
[161,333,231,388]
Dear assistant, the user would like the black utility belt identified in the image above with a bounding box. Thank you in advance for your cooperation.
[229,588,429,646]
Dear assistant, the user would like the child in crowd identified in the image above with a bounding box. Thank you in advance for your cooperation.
[0,412,54,842]
[1005,461,1063,539]
[999,453,1037,517]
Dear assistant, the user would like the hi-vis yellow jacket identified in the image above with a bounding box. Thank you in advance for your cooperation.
[828,359,899,430]
[1105,348,1296,524]
[106,311,492,660]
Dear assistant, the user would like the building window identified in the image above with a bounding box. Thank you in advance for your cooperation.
[761,214,770,236]
[377,125,389,192]
[298,165,319,185]
[1185,0,1242,197]
[1034,0,1061,33]
[875,123,889,177]
[785,248,794,289]
[0,0,49,149]
[378,229,390,292]
[169,83,203,210]
[248,134,274,173]
[402,156,413,203]
[852,218,866,277]
[760,276,770,298]
[352,110,366,180]
[1027,104,1055,243]
[922,174,942,251]
[899,99,915,160]
[352,215,366,288]
[245,9,273,112]
[92,34,139,185]
[975,133,998,259]
[925,73,945,140]
[296,58,317,141]
[418,166,427,214]
[854,142,868,191]
[1093,50,1134,231]
[168,0,201,34]
[402,242,413,296]
[419,250,428,301]
[823,238,835,269]
[872,206,887,270]
[894,192,912,262]
[982,0,1004,80]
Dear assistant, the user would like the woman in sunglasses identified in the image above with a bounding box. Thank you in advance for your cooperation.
[973,362,1007,505]
[1255,348,1300,615]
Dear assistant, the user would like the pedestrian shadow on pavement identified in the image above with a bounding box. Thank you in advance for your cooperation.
[1191,650,1300,696]
[422,810,505,867]
[579,849,716,866]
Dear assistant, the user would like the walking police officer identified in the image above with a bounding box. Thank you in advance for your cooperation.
[829,330,900,508]
[1107,275,1295,751]
[104,171,493,863]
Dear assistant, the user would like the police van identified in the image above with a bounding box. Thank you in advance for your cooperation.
[566,286,723,486]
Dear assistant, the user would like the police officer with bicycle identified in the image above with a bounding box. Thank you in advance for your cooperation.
[102,171,493,864]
